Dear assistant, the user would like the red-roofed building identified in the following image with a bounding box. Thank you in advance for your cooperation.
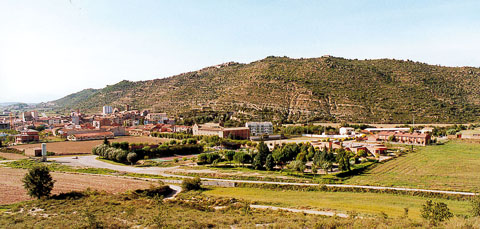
[377,131,430,145]
[15,129,40,144]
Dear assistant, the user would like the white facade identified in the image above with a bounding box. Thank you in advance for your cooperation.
[339,127,355,135]
[245,122,273,136]
[102,106,113,115]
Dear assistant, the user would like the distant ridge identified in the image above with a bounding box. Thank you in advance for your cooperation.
[50,56,480,123]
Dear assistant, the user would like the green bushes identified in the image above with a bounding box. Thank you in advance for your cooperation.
[93,143,204,164]
[197,152,221,164]
[182,177,202,191]
[127,153,138,165]
[421,200,453,225]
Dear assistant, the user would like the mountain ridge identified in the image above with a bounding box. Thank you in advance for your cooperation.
[49,56,480,123]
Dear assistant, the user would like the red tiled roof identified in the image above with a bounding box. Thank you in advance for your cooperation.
[71,131,113,138]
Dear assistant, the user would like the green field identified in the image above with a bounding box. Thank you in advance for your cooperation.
[204,187,471,219]
[345,140,480,192]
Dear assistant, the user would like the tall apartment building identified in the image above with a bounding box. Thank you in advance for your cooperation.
[245,122,274,136]
[102,106,113,115]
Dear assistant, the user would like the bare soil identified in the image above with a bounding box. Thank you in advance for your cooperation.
[0,167,155,205]
[0,152,28,160]
[11,136,169,155]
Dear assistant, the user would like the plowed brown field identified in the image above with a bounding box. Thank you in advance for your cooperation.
[0,167,155,205]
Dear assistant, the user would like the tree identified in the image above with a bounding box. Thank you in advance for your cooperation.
[257,141,270,165]
[336,149,352,172]
[421,200,453,225]
[272,148,289,169]
[197,153,208,164]
[0,139,3,147]
[288,160,306,173]
[296,152,307,163]
[233,151,250,166]
[103,137,110,146]
[265,154,274,171]
[357,149,367,158]
[127,152,138,165]
[22,166,55,199]
[306,146,315,161]
[182,177,202,191]
[224,151,235,164]
[252,153,263,170]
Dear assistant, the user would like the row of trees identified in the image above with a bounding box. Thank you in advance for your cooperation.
[94,139,204,164]
[151,132,256,148]
[197,141,365,173]
[92,144,139,164]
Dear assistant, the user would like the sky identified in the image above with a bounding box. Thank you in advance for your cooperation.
[1,0,480,103]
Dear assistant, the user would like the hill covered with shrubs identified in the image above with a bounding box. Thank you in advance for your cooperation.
[51,56,480,123]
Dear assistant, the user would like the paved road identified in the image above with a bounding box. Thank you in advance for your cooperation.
[50,155,478,196]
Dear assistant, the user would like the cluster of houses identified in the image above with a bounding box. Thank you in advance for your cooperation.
[1,105,280,145]
[365,127,431,146]
[0,106,193,144]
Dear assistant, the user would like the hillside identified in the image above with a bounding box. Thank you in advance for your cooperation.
[50,56,480,123]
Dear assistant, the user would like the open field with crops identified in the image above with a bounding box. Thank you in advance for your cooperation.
[0,167,155,205]
[11,136,169,155]
[345,140,480,192]
[204,187,471,219]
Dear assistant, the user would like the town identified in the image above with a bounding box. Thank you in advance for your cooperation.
[2,0,480,227]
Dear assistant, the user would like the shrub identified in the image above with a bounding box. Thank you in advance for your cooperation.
[288,160,306,173]
[127,153,139,165]
[22,165,55,199]
[115,150,128,163]
[470,196,480,217]
[421,200,453,225]
[182,177,202,191]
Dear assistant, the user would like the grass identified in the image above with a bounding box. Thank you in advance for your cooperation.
[95,157,130,166]
[1,189,479,228]
[178,162,374,184]
[345,140,480,192]
[203,187,472,219]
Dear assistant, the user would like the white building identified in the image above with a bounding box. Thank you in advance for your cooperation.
[102,106,113,115]
[145,113,168,124]
[339,127,355,135]
[245,122,274,136]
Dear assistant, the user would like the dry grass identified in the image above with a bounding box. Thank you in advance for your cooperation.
[11,136,169,155]
[0,167,155,205]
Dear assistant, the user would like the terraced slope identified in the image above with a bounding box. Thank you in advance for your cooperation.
[51,56,480,123]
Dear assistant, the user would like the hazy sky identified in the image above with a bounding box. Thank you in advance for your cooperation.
[1,0,480,103]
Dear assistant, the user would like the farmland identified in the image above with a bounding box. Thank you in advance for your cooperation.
[345,140,480,192]
[0,167,156,205]
[204,187,471,219]
[0,152,27,160]
[11,136,169,155]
